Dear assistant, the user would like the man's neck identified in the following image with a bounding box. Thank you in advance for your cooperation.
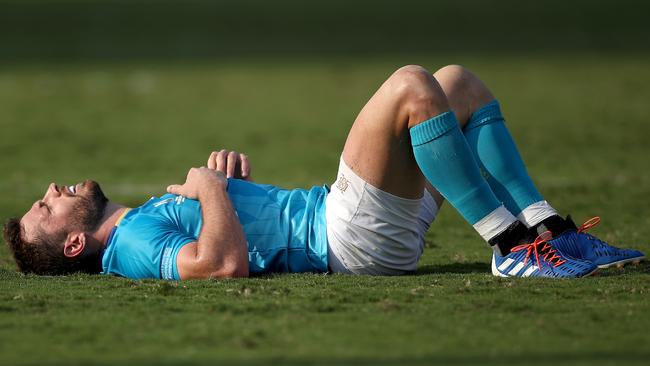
[91,202,129,248]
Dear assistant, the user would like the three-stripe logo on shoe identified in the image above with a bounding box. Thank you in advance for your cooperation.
[497,258,539,277]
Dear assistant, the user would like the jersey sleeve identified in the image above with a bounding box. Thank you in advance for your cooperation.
[159,231,197,280]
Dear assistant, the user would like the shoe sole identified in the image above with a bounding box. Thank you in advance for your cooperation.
[491,255,600,278]
[597,256,646,269]
[583,267,600,277]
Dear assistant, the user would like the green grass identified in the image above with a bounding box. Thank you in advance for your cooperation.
[1,55,650,365]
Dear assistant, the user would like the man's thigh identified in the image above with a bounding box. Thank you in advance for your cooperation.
[341,67,446,199]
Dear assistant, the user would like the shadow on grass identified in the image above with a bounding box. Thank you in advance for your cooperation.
[415,261,490,275]
[0,268,22,279]
[592,261,650,277]
[41,350,650,366]
[416,260,650,277]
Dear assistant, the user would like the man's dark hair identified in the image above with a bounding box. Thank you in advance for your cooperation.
[3,218,101,275]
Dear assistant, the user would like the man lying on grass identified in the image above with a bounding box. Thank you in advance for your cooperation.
[4,65,645,280]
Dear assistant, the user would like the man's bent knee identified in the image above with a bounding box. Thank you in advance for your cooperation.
[390,65,441,101]
[387,65,449,127]
[433,64,494,125]
[392,65,432,82]
[434,64,468,80]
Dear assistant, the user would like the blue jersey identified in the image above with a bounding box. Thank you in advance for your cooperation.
[101,179,330,280]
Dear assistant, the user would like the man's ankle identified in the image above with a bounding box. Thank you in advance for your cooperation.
[488,220,529,256]
[531,215,577,238]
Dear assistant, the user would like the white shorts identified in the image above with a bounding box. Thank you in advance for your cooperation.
[325,157,439,275]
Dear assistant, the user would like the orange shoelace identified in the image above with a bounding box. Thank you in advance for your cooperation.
[510,231,567,268]
[577,216,600,233]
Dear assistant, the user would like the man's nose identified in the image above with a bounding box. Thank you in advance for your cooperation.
[43,183,60,201]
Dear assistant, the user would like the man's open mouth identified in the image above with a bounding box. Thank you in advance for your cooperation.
[64,184,79,195]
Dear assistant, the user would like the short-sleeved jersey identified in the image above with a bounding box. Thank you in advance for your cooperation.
[101,179,330,280]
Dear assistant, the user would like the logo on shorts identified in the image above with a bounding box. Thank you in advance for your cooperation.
[336,174,349,193]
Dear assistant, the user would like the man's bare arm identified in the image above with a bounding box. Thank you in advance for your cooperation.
[169,167,249,279]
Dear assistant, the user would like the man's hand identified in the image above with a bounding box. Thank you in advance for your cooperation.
[207,150,252,181]
[167,167,227,199]
[171,166,249,279]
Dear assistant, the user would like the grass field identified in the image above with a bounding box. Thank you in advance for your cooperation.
[1,55,650,365]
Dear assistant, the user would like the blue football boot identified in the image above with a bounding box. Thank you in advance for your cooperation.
[545,216,646,269]
[491,231,599,278]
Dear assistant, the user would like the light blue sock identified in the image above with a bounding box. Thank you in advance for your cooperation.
[410,111,502,225]
[463,100,543,216]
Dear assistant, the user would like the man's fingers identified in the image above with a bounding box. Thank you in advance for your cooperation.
[240,154,250,179]
[207,151,218,170]
[207,149,249,179]
[226,151,238,178]
[216,150,227,173]
[166,184,183,195]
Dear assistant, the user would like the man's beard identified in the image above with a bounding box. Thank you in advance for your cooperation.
[67,180,109,233]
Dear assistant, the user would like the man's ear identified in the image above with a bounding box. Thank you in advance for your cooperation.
[63,232,86,258]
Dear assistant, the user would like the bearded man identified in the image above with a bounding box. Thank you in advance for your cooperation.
[4,65,645,280]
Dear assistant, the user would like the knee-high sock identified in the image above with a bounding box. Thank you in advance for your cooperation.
[410,111,517,241]
[463,100,557,226]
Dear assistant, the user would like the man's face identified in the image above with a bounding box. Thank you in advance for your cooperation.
[21,180,109,242]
